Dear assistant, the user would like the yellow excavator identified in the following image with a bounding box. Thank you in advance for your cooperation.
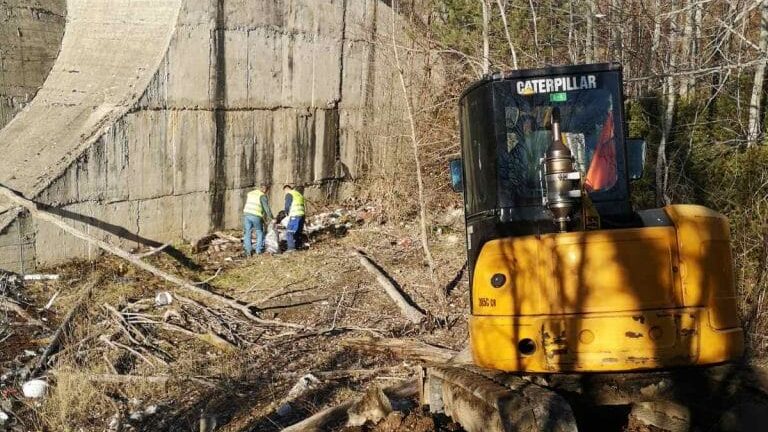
[420,63,745,431]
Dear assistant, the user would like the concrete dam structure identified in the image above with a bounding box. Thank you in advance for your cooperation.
[0,0,65,129]
[0,0,421,272]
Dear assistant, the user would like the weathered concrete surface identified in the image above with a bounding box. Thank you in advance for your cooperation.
[0,0,428,272]
[0,0,65,129]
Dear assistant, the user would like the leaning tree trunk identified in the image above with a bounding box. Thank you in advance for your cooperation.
[747,0,768,147]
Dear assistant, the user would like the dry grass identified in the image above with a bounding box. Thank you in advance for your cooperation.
[2,210,468,431]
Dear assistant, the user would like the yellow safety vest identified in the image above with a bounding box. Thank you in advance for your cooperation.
[288,190,305,217]
[243,190,265,217]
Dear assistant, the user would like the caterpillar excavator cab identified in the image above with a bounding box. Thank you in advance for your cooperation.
[422,63,745,432]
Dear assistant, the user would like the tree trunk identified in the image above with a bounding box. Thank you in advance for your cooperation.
[748,0,768,147]
[528,0,540,63]
[481,0,490,74]
[657,3,680,206]
[495,0,518,69]
[390,2,438,290]
[678,0,695,98]
[585,0,596,63]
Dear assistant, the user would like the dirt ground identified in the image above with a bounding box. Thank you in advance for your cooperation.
[4,203,766,432]
[0,203,470,431]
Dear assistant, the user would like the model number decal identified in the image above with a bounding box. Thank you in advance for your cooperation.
[479,298,497,307]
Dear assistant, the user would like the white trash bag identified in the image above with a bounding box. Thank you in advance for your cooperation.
[265,221,280,254]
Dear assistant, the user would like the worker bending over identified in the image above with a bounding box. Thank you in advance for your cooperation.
[283,184,305,252]
[243,184,273,256]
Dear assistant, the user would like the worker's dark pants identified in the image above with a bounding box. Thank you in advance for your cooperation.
[286,216,304,250]
[243,214,264,255]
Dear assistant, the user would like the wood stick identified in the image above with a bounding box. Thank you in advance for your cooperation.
[132,243,170,259]
[0,185,306,330]
[342,336,457,363]
[31,276,103,376]
[129,317,235,351]
[351,249,425,324]
[104,303,147,345]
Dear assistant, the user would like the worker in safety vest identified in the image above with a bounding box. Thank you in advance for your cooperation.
[243,184,273,256]
[283,184,305,252]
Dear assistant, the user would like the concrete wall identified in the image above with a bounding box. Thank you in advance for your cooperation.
[0,0,428,271]
[0,0,65,128]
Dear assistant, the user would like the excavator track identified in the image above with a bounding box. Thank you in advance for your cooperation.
[420,363,768,432]
[420,364,577,432]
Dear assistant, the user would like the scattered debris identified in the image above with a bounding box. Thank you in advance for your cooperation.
[21,379,47,398]
[346,385,393,427]
[0,296,43,327]
[306,207,373,237]
[282,379,418,432]
[20,274,59,282]
[32,276,103,377]
[133,243,171,259]
[629,401,691,432]
[42,290,61,310]
[154,291,173,307]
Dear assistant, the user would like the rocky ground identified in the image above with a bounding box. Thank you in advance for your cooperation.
[0,203,470,431]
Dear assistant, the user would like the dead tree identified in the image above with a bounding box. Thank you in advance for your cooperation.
[748,0,768,147]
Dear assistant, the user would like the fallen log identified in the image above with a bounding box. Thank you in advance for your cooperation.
[0,185,306,331]
[351,249,425,324]
[342,336,457,363]
[281,378,418,432]
[31,275,104,376]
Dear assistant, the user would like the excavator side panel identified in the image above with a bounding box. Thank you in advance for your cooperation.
[469,205,744,372]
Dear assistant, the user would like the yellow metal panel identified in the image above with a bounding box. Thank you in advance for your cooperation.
[473,227,680,316]
[665,205,742,330]
[470,308,742,372]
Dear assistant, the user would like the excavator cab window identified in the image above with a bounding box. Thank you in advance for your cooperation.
[494,74,626,209]
[459,67,630,221]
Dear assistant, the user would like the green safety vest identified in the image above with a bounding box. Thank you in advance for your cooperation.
[243,189,265,217]
[288,190,305,216]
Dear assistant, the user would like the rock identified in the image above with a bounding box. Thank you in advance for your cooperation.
[144,405,159,415]
[199,413,217,432]
[286,374,321,399]
[276,403,292,417]
[629,401,690,432]
[0,409,9,424]
[107,413,122,431]
[438,207,465,227]
[154,291,173,307]
[346,385,393,427]
[21,380,48,399]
